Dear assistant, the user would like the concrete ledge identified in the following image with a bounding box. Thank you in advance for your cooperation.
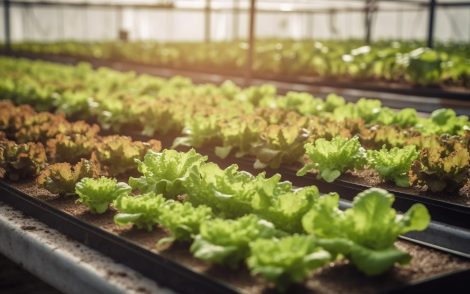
[0,201,174,294]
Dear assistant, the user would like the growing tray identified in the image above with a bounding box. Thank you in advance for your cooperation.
[0,180,469,294]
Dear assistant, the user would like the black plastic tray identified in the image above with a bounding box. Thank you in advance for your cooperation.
[0,181,238,294]
[1,180,470,294]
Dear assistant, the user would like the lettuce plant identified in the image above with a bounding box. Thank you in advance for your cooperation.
[129,149,207,198]
[75,177,131,214]
[93,135,161,176]
[247,235,331,290]
[367,145,419,187]
[302,188,430,275]
[297,136,366,182]
[411,141,470,192]
[37,159,100,195]
[158,201,212,242]
[113,193,166,231]
[0,140,47,181]
[191,215,280,267]
[47,133,95,163]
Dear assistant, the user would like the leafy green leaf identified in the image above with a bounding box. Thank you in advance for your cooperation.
[302,188,430,275]
[190,215,280,267]
[367,145,419,187]
[129,149,207,198]
[247,235,331,289]
[75,177,131,214]
[297,136,366,182]
[113,193,166,230]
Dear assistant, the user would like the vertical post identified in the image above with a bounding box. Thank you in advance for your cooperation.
[245,0,256,85]
[233,0,239,41]
[205,0,211,44]
[427,0,436,48]
[3,0,11,51]
[364,0,372,45]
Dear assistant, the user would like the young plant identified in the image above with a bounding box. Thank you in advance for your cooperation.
[158,201,212,243]
[113,193,166,231]
[0,140,47,181]
[302,188,430,276]
[75,177,131,214]
[297,136,366,182]
[190,215,280,267]
[411,141,470,192]
[93,136,161,176]
[47,134,95,163]
[129,149,207,198]
[37,159,100,195]
[247,235,331,290]
[367,145,419,187]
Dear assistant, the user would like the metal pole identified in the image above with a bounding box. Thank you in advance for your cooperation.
[427,0,436,48]
[245,0,256,85]
[205,0,211,44]
[233,0,239,41]
[364,0,372,44]
[3,0,11,51]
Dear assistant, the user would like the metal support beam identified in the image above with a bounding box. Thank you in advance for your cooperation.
[427,0,436,48]
[364,0,375,44]
[232,0,239,41]
[3,0,11,51]
[204,0,211,44]
[245,0,256,85]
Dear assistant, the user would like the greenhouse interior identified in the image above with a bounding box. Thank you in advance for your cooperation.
[0,0,469,293]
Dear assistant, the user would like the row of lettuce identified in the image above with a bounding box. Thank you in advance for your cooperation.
[1,57,469,198]
[4,39,470,87]
[0,102,430,289]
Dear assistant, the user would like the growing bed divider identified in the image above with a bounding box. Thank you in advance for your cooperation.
[1,179,469,294]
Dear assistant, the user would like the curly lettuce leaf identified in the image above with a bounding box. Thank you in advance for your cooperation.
[129,149,207,198]
[75,177,131,214]
[247,235,331,290]
[297,136,366,182]
[367,145,419,187]
[416,108,470,135]
[302,188,430,275]
[251,176,320,233]
[0,140,47,181]
[113,193,166,231]
[190,215,280,267]
[184,163,257,218]
[37,159,100,195]
[158,201,212,242]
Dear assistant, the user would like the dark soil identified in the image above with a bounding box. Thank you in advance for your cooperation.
[9,180,470,294]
